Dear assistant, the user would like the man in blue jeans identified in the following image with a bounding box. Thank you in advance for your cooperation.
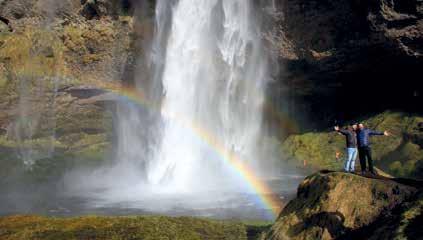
[356,123,390,175]
[334,124,358,172]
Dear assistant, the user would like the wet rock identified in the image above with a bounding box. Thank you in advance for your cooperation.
[60,85,108,99]
[265,171,421,240]
[76,92,120,107]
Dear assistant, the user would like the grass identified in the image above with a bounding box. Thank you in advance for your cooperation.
[0,215,275,240]
[282,111,423,178]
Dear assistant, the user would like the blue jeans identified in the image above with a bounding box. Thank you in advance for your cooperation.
[344,148,358,172]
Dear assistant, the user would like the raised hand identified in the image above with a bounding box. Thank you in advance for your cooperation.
[334,126,340,131]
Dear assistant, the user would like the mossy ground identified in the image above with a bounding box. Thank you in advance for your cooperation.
[282,111,423,179]
[0,25,117,181]
[0,215,274,240]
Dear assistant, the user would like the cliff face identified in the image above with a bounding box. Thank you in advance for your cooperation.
[265,171,423,240]
[1,1,422,181]
[265,0,423,128]
[0,0,148,182]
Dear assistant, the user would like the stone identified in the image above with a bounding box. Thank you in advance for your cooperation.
[265,171,422,240]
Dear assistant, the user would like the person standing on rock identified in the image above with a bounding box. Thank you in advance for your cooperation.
[356,123,390,175]
[334,124,358,173]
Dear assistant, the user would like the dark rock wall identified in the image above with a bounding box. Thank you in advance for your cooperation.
[263,0,423,131]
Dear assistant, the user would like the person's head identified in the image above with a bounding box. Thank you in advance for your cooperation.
[358,123,365,130]
[352,124,358,130]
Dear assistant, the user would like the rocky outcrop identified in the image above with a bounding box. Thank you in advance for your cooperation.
[264,0,423,128]
[265,171,422,240]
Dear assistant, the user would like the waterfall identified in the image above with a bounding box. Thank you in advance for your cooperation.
[143,0,269,192]
[75,0,271,198]
[61,0,284,219]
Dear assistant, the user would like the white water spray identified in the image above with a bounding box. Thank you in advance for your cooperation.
[65,0,277,216]
[146,0,269,192]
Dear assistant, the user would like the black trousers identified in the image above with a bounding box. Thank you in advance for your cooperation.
[358,146,374,173]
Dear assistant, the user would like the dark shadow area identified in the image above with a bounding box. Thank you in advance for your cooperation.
[0,15,12,32]
[388,177,423,189]
[284,171,422,240]
[0,15,9,26]
[337,191,422,240]
[403,213,423,239]
[264,0,423,133]
[59,86,108,99]
[288,211,350,239]
[318,170,423,189]
[245,224,272,240]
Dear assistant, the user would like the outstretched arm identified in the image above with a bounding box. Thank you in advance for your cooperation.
[334,126,348,135]
[369,130,390,136]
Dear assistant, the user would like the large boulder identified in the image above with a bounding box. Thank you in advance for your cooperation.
[265,171,422,240]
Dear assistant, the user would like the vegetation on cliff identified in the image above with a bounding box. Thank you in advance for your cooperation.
[0,1,136,180]
[282,111,423,179]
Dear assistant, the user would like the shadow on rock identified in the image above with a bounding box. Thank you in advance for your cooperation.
[403,212,423,239]
[288,211,351,239]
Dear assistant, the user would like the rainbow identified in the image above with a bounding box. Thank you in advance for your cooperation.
[84,81,284,217]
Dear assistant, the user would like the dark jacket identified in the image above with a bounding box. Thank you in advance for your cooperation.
[338,129,357,148]
[356,128,384,147]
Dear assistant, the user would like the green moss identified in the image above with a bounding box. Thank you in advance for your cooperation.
[55,104,111,136]
[0,215,248,240]
[360,111,406,160]
[62,21,125,68]
[382,142,423,178]
[72,142,111,165]
[0,132,110,183]
[370,191,423,240]
[282,111,423,178]
[265,172,419,240]
[282,132,344,170]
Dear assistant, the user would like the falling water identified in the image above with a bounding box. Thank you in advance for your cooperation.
[145,0,269,192]
[64,0,283,219]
